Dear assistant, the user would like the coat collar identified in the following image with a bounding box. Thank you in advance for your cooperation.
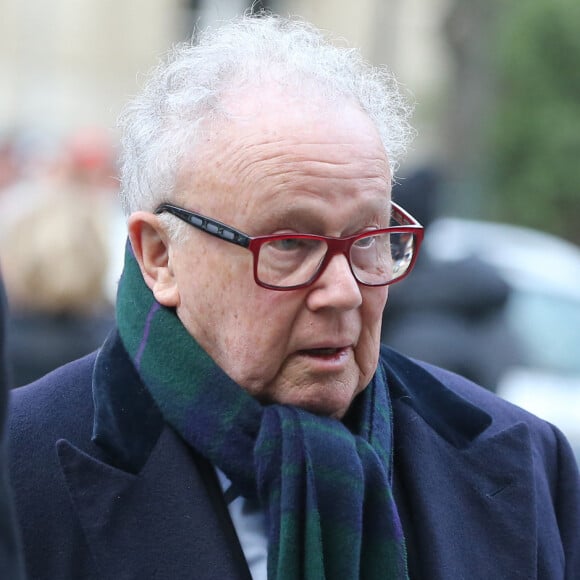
[381,344,493,448]
[90,330,163,474]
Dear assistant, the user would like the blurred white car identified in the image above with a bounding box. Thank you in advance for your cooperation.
[425,217,580,461]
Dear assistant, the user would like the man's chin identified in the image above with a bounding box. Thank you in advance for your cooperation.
[276,379,363,419]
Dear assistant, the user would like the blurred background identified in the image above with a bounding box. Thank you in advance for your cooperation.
[0,0,579,456]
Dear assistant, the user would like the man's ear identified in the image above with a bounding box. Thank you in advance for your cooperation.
[127,212,179,307]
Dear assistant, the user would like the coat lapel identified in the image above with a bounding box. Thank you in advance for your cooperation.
[394,402,536,580]
[384,347,537,579]
[56,332,251,580]
[57,427,252,580]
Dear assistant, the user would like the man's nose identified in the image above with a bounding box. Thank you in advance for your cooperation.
[305,253,363,311]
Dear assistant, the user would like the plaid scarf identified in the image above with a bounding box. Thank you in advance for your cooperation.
[116,243,408,579]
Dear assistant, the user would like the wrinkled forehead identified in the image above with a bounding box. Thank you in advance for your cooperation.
[182,82,389,176]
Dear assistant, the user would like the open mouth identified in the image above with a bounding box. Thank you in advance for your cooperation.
[299,347,346,357]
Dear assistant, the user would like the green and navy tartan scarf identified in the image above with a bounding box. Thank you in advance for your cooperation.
[116,242,408,579]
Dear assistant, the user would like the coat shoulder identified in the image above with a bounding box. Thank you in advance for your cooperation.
[9,352,97,447]
[417,355,570,444]
[382,344,567,442]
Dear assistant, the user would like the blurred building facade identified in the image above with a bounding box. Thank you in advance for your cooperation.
[0,0,454,171]
[0,0,183,135]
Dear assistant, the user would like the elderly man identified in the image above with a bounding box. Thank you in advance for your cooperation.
[8,14,580,580]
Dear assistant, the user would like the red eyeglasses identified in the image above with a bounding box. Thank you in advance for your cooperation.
[155,201,424,290]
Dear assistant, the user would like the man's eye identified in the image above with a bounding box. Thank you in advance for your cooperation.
[354,235,376,249]
[270,238,306,251]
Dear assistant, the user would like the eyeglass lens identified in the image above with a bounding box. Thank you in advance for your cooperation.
[256,231,417,288]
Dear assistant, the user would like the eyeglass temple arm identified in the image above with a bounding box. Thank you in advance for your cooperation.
[391,201,422,228]
[156,203,251,248]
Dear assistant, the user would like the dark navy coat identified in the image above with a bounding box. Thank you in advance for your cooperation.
[1,277,25,580]
[7,332,580,579]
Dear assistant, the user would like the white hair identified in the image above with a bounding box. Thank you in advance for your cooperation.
[118,13,415,219]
